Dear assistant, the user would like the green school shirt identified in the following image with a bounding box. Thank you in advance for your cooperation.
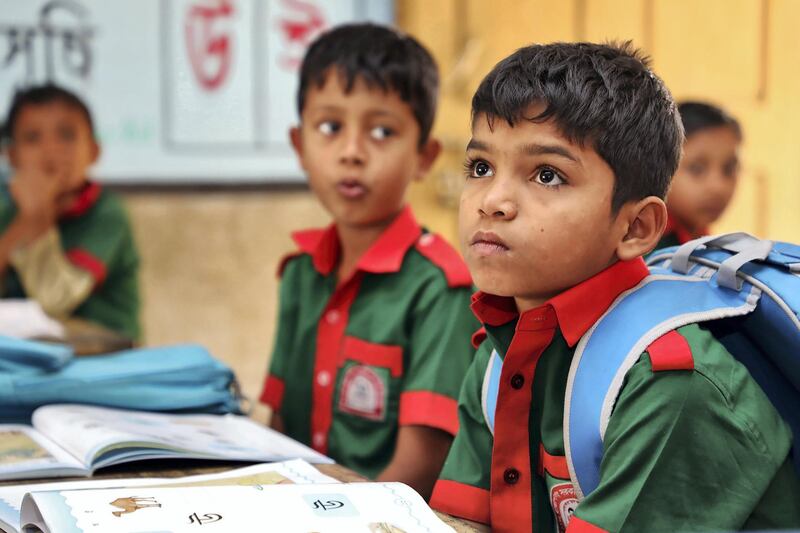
[260,206,479,478]
[0,183,141,339]
[431,258,800,532]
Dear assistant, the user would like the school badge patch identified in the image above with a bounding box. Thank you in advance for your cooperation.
[550,482,578,532]
[338,365,387,421]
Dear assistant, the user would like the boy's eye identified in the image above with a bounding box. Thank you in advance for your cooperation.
[369,126,394,140]
[317,121,340,136]
[687,161,707,177]
[534,167,565,186]
[466,159,493,178]
[723,160,739,179]
[58,127,77,142]
[19,130,40,144]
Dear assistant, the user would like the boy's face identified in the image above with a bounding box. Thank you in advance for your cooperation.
[291,71,439,229]
[667,126,740,231]
[9,101,99,194]
[459,110,629,311]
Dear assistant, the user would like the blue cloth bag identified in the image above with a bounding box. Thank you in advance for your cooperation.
[0,343,242,423]
[0,335,73,374]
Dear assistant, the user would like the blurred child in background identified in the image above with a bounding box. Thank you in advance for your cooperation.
[260,24,477,499]
[0,84,140,339]
[659,101,742,248]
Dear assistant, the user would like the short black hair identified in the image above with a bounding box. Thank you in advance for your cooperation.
[296,23,439,146]
[3,83,95,143]
[678,101,741,140]
[472,42,683,212]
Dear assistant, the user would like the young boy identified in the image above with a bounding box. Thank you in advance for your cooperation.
[659,101,742,249]
[0,85,140,339]
[259,24,477,499]
[430,43,800,532]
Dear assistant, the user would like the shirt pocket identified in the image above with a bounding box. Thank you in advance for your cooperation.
[334,336,403,422]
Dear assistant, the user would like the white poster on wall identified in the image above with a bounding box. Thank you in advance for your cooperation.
[0,0,394,184]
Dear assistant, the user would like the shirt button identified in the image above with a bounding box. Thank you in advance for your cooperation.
[418,233,435,247]
[325,310,340,324]
[510,373,525,389]
[316,371,331,387]
[504,468,520,485]
[312,433,326,448]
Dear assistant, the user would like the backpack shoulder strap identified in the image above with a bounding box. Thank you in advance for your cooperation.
[564,273,761,500]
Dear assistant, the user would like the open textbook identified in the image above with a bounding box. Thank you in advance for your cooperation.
[20,482,454,533]
[0,404,331,482]
[0,459,337,533]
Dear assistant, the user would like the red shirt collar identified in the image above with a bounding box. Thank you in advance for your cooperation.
[291,205,423,276]
[60,182,102,219]
[665,212,707,245]
[471,258,650,347]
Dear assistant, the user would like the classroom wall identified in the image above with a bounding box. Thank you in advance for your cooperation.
[125,0,800,421]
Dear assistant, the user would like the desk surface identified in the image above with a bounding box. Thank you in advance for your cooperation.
[0,461,487,532]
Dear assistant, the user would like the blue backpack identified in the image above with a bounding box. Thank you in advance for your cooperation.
[485,233,800,501]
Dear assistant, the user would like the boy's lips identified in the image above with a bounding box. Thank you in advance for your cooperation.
[470,231,510,256]
[336,179,368,199]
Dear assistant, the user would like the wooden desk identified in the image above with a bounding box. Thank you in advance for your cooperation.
[59,317,134,356]
[0,461,488,532]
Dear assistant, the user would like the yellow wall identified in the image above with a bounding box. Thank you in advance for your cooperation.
[400,0,800,242]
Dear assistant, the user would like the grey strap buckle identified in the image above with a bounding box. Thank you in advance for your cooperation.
[670,232,774,291]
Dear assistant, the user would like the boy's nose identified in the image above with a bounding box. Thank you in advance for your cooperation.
[478,181,517,220]
[339,131,366,166]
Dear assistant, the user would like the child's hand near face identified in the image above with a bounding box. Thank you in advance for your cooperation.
[9,166,61,235]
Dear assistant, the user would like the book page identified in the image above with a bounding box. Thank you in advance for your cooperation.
[0,460,335,533]
[32,404,331,468]
[0,426,85,480]
[22,482,454,533]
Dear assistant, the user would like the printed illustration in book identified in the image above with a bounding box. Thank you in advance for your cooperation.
[0,459,336,533]
[20,482,454,533]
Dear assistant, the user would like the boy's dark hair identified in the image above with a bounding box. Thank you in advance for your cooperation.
[472,42,683,212]
[297,23,439,146]
[3,83,95,143]
[678,101,741,140]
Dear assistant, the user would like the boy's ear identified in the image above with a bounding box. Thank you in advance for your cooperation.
[289,126,304,163]
[90,139,101,165]
[415,137,442,181]
[615,196,668,261]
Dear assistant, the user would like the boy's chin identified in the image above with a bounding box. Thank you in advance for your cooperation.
[471,273,519,298]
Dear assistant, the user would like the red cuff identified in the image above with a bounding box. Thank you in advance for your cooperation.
[66,248,107,286]
[398,391,459,435]
[567,516,608,533]
[430,479,490,524]
[259,375,285,410]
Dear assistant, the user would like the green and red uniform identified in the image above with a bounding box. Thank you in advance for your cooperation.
[0,182,141,339]
[431,258,800,532]
[260,206,478,478]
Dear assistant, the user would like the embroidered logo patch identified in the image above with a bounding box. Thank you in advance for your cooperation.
[550,482,578,532]
[338,365,386,421]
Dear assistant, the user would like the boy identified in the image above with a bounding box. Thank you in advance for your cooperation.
[430,42,800,532]
[259,24,477,499]
[659,101,742,249]
[0,84,140,339]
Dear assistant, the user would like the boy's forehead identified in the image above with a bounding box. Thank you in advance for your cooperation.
[303,69,411,115]
[469,111,580,155]
[15,101,88,129]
